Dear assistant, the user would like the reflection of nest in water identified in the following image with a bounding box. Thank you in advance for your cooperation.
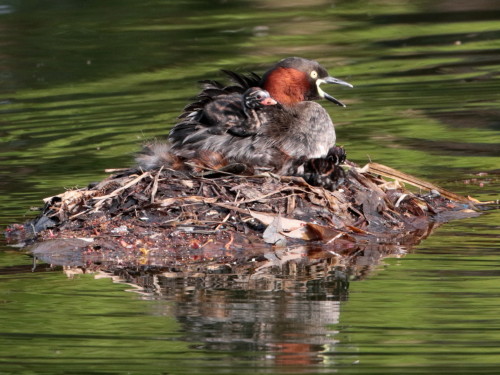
[6,162,480,281]
[103,240,424,297]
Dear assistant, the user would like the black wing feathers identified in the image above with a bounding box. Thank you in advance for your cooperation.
[220,69,261,89]
[177,70,262,120]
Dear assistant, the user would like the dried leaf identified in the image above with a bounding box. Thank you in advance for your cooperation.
[249,211,313,240]
[345,225,369,234]
[262,216,286,246]
[306,223,343,242]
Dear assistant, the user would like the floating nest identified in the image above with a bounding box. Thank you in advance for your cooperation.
[6,161,483,279]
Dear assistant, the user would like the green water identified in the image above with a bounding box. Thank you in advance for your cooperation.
[1,0,499,374]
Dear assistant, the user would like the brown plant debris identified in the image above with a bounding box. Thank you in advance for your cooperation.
[5,163,483,273]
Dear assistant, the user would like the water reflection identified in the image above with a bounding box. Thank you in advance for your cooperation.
[1,0,500,373]
[83,230,431,366]
[98,262,345,367]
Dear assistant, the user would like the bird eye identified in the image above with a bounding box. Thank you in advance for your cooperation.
[310,70,318,79]
[256,94,262,100]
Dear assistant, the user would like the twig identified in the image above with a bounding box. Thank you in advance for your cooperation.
[215,190,241,231]
[92,172,151,208]
[365,163,473,204]
[151,166,164,204]
[234,186,308,205]
[104,168,130,173]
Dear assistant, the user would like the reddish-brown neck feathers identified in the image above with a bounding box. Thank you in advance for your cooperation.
[263,67,310,105]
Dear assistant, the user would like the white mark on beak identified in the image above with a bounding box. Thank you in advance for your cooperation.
[316,79,327,98]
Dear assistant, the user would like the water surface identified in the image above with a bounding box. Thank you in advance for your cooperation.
[1,0,499,374]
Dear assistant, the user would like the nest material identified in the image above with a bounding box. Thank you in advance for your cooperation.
[6,162,480,273]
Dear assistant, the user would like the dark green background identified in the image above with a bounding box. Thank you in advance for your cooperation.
[1,0,499,373]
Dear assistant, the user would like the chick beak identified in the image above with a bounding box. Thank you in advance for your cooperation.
[260,97,277,106]
[316,76,353,107]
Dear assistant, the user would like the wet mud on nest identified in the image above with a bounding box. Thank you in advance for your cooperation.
[5,161,486,280]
